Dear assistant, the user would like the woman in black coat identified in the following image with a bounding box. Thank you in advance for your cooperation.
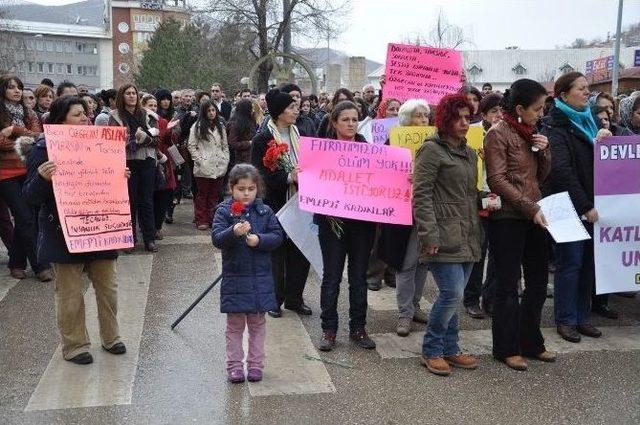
[250,88,311,318]
[23,96,129,365]
[543,72,602,343]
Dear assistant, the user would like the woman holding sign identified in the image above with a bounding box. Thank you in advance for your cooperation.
[412,94,483,376]
[316,101,377,352]
[23,96,127,365]
[484,79,556,371]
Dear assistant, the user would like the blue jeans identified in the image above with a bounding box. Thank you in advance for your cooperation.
[554,237,594,326]
[422,262,473,358]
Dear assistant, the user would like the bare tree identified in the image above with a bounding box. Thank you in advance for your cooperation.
[201,0,349,91]
[403,10,471,50]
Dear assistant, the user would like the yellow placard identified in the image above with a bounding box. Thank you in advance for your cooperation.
[390,125,486,190]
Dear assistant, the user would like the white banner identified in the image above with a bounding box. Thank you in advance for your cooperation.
[276,196,323,278]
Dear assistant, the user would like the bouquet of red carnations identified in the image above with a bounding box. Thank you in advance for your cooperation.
[262,140,294,173]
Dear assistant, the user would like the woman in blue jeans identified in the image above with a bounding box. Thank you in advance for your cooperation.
[412,94,485,376]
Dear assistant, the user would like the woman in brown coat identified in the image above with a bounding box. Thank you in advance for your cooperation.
[484,78,556,371]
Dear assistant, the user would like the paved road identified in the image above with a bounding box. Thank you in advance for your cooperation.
[1,200,639,425]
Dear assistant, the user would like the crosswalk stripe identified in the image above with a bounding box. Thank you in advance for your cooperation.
[159,235,212,245]
[25,255,154,411]
[372,326,640,359]
[0,271,20,303]
[248,312,335,397]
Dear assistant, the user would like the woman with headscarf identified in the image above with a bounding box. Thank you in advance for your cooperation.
[251,88,312,318]
[619,95,640,135]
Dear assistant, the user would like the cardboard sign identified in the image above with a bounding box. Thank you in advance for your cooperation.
[298,137,412,225]
[370,117,399,144]
[44,125,134,253]
[593,136,640,294]
[383,43,462,103]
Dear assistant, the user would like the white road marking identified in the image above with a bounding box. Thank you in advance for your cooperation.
[372,326,640,359]
[159,235,212,245]
[25,255,154,411]
[248,312,335,397]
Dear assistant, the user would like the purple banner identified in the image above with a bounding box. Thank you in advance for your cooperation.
[594,136,640,196]
[370,117,399,144]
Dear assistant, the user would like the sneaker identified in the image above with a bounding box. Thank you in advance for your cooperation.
[396,317,411,337]
[420,355,451,376]
[10,268,26,280]
[318,330,336,352]
[350,328,376,349]
[228,369,245,383]
[444,353,477,369]
[36,269,54,282]
[247,368,263,382]
[102,342,127,355]
[67,352,93,365]
[412,310,428,324]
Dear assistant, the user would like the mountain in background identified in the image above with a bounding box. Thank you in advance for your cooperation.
[294,46,382,75]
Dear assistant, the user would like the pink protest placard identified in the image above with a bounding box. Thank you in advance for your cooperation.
[44,125,134,253]
[383,43,462,103]
[298,137,412,225]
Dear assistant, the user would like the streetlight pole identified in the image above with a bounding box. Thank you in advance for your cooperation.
[611,0,623,96]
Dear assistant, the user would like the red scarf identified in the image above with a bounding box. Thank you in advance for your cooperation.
[502,112,535,143]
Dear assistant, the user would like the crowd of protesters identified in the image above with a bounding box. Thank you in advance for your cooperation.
[1,70,639,378]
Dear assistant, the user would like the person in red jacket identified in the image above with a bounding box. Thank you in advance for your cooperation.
[0,74,52,281]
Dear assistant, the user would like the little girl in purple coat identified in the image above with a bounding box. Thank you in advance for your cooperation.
[212,164,283,383]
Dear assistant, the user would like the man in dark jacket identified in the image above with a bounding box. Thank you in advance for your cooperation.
[211,83,232,122]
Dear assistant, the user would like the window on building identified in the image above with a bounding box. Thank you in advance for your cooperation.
[66,64,72,74]
[26,39,35,50]
[38,62,44,73]
[46,41,54,52]
[65,42,73,53]
[55,42,63,53]
[512,63,527,75]
[77,65,84,75]
[36,40,44,51]
[467,64,483,76]
[47,63,54,74]
[56,63,64,74]
[559,63,574,74]
[28,62,34,73]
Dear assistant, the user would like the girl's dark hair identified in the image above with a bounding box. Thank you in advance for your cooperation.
[331,88,354,106]
[56,81,77,97]
[229,99,254,140]
[0,75,28,128]
[499,78,548,115]
[227,163,264,197]
[116,83,145,122]
[554,71,585,98]
[195,90,210,104]
[459,85,482,101]
[48,95,88,125]
[99,89,117,105]
[328,101,359,137]
[196,99,223,140]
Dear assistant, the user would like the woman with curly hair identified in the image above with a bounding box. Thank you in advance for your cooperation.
[412,93,484,376]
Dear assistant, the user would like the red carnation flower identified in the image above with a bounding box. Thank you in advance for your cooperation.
[231,201,245,217]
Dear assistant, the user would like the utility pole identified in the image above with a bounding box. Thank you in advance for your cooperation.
[611,0,623,96]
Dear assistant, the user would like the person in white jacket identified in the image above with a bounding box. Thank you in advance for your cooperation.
[187,100,230,229]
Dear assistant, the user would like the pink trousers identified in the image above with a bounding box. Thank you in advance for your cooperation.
[225,313,266,372]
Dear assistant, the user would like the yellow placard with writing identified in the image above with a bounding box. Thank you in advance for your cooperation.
[390,125,486,190]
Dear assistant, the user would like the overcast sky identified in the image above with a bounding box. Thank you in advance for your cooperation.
[25,0,640,63]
